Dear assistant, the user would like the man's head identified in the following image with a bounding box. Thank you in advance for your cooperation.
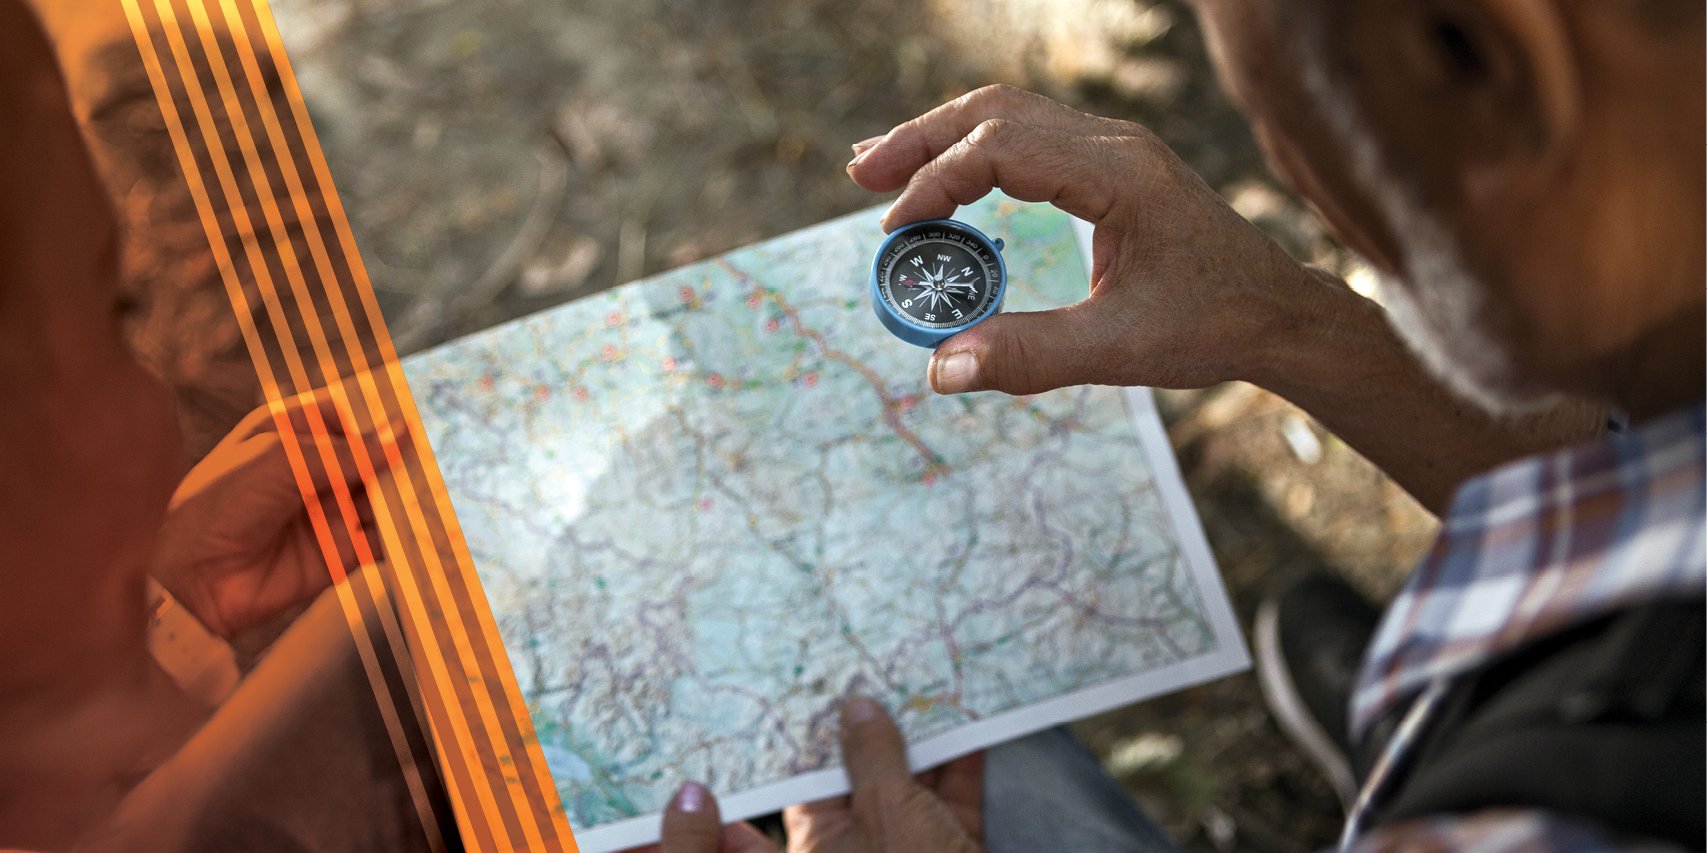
[1193,0,1704,416]
[0,0,184,681]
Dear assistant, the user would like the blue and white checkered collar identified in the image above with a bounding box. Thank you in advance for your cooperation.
[1350,401,1706,740]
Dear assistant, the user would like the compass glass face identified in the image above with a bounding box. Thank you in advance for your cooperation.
[876,224,1003,330]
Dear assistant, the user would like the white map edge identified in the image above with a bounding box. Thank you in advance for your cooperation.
[568,215,1250,853]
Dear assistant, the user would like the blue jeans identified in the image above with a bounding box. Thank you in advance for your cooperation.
[984,727,1180,853]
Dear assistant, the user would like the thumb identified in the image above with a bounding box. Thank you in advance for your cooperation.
[840,696,912,792]
[660,782,725,853]
[928,303,1110,396]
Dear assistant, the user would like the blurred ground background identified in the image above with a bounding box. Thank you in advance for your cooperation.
[52,0,1440,848]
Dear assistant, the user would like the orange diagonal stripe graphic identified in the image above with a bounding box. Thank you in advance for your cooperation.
[118,0,579,848]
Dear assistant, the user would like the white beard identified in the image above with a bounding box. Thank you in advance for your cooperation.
[1296,43,1560,416]
[1374,263,1559,415]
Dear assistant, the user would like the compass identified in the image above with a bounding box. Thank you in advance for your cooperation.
[870,218,1006,348]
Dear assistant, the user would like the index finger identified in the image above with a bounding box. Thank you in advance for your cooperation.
[881,119,1125,231]
[850,85,1140,193]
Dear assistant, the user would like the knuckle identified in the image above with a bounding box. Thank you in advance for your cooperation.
[897,783,941,819]
[874,778,921,816]
[883,784,958,847]
[892,113,927,141]
[1107,117,1146,138]
[966,118,1017,150]
[966,83,1021,109]
[991,83,1028,104]
[1130,126,1171,161]
[853,778,900,824]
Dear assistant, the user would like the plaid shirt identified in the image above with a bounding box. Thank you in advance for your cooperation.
[1343,402,1706,851]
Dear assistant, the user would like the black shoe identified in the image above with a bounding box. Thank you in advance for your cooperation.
[1255,572,1381,809]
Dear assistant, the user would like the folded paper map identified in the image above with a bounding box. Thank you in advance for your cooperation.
[402,194,1247,851]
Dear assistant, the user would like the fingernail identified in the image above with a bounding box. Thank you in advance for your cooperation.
[672,781,710,814]
[847,135,883,170]
[849,134,884,159]
[932,351,981,394]
[843,695,883,725]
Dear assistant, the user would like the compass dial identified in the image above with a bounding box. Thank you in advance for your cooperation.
[875,223,1004,330]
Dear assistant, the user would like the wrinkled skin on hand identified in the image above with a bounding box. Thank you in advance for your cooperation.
[847,85,1309,397]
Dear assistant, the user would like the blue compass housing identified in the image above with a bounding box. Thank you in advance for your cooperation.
[870,218,1007,348]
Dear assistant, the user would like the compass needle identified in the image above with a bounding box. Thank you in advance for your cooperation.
[872,219,1007,347]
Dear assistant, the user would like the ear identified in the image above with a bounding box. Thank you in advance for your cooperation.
[1344,0,1584,203]
[1462,0,1581,155]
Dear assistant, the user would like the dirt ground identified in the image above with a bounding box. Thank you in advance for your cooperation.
[74,0,1440,849]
